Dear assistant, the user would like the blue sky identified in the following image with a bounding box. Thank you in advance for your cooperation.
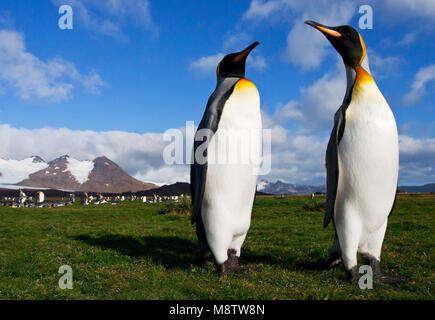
[0,0,434,185]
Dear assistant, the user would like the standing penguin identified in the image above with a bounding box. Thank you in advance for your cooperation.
[305,21,404,284]
[191,42,262,274]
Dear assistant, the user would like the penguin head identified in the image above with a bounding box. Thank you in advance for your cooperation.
[216,42,259,78]
[305,21,366,68]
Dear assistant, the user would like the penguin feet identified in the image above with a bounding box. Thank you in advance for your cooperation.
[218,249,262,277]
[345,265,360,282]
[323,247,342,270]
[218,249,240,275]
[345,266,385,289]
[364,256,407,285]
[227,249,240,271]
[375,273,407,285]
[322,256,342,270]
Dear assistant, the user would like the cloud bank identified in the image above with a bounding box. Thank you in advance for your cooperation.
[0,29,106,102]
[51,0,158,39]
[0,121,434,186]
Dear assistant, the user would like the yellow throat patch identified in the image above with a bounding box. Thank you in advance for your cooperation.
[234,78,256,91]
[354,33,374,90]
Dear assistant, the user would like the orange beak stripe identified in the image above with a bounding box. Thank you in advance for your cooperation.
[317,26,341,37]
[234,50,250,62]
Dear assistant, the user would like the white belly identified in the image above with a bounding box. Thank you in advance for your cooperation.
[335,82,399,231]
[201,80,262,261]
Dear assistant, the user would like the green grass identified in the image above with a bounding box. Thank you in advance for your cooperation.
[159,195,192,215]
[0,194,433,300]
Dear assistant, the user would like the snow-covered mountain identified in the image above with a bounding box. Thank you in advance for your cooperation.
[257,179,326,195]
[1,155,157,193]
[0,156,48,184]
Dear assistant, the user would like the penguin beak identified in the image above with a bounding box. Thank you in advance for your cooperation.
[234,41,260,63]
[304,20,342,38]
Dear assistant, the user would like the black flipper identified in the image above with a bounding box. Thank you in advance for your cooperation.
[324,66,356,228]
[324,108,344,227]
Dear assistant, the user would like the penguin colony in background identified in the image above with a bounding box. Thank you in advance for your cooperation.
[1,191,183,207]
[191,22,405,285]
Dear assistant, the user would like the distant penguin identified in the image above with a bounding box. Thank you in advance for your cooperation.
[191,42,262,274]
[305,21,404,284]
[66,193,75,205]
[37,191,45,204]
[81,192,89,205]
[18,189,27,207]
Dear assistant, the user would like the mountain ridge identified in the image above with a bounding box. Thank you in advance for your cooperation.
[1,155,157,193]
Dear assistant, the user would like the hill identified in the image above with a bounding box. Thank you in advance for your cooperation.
[11,155,157,193]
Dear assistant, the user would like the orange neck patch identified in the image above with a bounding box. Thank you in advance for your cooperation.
[354,65,374,90]
[235,78,256,91]
[358,33,367,65]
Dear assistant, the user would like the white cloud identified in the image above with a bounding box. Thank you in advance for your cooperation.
[260,117,435,186]
[242,0,289,20]
[368,51,403,78]
[51,0,158,39]
[248,55,268,71]
[222,32,252,51]
[133,165,189,186]
[398,134,435,184]
[397,32,416,46]
[242,0,357,69]
[284,3,356,69]
[272,62,346,133]
[0,124,188,186]
[383,0,435,21]
[189,53,225,75]
[265,131,329,184]
[82,70,107,94]
[241,0,435,70]
[283,22,328,69]
[189,52,267,76]
[403,64,435,105]
[0,29,106,102]
[0,122,434,187]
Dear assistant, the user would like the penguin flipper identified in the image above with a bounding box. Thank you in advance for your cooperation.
[190,110,219,225]
[324,108,345,228]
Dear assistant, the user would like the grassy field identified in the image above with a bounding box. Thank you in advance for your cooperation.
[0,194,433,300]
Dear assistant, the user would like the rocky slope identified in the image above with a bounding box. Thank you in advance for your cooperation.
[16,155,157,193]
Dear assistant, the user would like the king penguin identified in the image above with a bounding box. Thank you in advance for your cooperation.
[191,42,262,274]
[305,21,405,284]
